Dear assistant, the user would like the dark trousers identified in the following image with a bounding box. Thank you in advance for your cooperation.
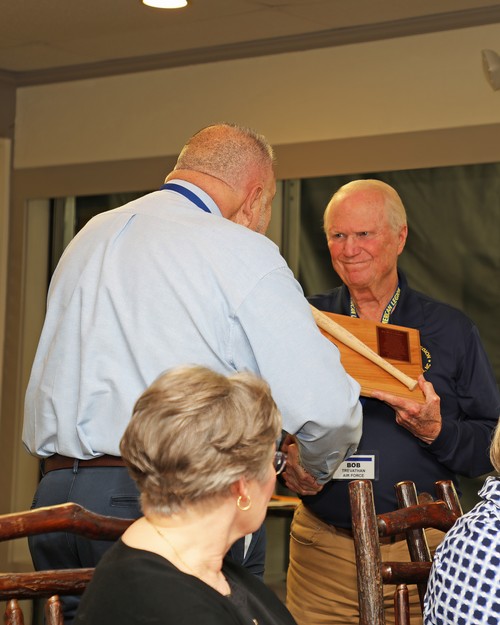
[29,465,266,624]
[29,466,142,624]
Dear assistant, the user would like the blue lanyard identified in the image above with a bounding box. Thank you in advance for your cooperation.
[160,182,212,214]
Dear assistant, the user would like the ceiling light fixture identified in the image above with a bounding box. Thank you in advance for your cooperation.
[142,0,187,8]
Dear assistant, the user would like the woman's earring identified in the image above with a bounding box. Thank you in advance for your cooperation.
[237,495,252,511]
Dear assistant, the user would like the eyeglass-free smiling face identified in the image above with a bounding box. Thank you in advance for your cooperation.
[326,187,407,294]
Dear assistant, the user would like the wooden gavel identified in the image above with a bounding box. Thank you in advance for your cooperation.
[310,305,418,391]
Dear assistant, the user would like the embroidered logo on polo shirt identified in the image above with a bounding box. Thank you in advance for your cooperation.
[421,346,432,372]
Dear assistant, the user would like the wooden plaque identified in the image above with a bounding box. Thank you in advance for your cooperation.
[317,311,425,403]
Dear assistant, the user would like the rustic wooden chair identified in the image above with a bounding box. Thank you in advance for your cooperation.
[0,502,134,625]
[348,479,462,625]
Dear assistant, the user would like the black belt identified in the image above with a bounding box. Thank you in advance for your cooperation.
[42,454,125,473]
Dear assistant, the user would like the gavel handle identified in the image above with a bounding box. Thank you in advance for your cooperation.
[310,305,418,391]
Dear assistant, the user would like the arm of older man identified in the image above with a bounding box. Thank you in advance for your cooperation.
[280,375,442,495]
[371,374,442,444]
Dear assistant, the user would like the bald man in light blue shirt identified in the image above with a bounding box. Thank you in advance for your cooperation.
[23,123,362,623]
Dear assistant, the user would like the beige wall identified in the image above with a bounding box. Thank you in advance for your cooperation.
[13,23,500,169]
[2,21,500,569]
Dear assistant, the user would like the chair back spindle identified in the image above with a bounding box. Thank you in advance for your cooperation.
[349,479,462,625]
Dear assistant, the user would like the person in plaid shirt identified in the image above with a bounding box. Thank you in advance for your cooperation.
[424,420,500,625]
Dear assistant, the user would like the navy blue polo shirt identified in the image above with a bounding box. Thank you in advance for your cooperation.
[305,271,500,528]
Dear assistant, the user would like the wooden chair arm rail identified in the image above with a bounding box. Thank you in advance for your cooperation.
[381,562,432,585]
[0,569,94,599]
[0,503,133,541]
[377,501,458,535]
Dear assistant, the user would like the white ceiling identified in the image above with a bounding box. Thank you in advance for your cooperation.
[2,0,500,85]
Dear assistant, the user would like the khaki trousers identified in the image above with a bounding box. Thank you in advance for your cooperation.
[286,503,443,625]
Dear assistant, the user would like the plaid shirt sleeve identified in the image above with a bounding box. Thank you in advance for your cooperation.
[424,477,500,625]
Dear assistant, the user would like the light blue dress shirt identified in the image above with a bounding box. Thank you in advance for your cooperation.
[23,180,362,482]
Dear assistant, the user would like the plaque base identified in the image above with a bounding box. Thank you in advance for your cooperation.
[317,311,425,404]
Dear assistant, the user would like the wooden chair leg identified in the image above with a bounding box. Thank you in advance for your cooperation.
[394,584,410,625]
[45,595,64,625]
[4,599,24,625]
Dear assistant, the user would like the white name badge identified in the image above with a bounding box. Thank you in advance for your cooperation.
[331,453,377,480]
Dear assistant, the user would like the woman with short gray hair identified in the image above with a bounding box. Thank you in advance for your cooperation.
[74,365,296,625]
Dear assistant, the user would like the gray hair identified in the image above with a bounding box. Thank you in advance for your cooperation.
[120,365,282,516]
[174,122,274,190]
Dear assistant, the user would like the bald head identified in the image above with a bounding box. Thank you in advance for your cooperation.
[174,123,274,191]
[169,123,276,233]
[324,179,407,234]
[323,179,408,297]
